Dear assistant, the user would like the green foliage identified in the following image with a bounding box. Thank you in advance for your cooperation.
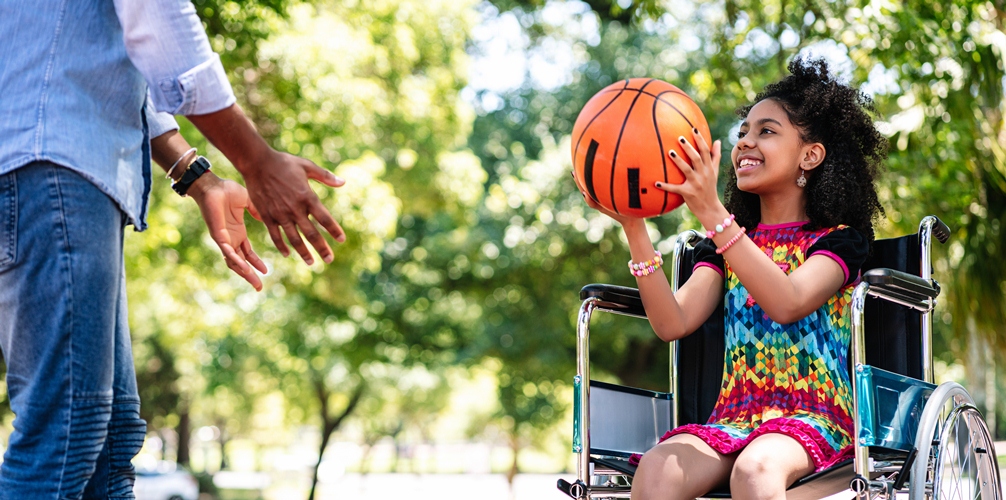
[117,0,1006,479]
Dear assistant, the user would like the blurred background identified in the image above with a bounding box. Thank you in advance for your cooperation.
[1,0,1005,498]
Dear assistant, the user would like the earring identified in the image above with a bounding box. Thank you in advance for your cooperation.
[796,169,807,188]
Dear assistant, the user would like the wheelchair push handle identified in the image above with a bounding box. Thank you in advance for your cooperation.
[579,284,646,317]
[928,215,951,244]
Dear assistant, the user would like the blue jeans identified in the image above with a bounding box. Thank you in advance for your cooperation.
[0,162,146,499]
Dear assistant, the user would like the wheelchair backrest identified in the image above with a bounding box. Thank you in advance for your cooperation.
[674,233,924,426]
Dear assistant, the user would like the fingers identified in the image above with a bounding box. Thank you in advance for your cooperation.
[247,200,262,221]
[241,239,269,275]
[653,180,683,194]
[691,127,712,167]
[677,134,703,169]
[280,221,315,265]
[310,201,346,244]
[306,162,346,188]
[217,241,263,292]
[667,149,694,180]
[265,222,290,258]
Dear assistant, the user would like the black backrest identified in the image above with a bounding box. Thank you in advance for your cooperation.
[674,234,924,426]
[861,235,923,379]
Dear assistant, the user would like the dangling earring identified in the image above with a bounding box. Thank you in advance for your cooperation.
[796,169,807,188]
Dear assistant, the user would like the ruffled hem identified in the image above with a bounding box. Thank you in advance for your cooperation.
[628,418,853,472]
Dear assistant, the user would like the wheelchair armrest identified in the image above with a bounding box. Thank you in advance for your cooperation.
[863,268,940,304]
[580,284,646,317]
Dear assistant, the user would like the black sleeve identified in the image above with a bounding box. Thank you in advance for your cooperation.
[690,237,724,277]
[807,227,869,287]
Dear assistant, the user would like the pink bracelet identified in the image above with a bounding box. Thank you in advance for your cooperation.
[628,251,663,277]
[715,227,747,254]
[705,214,736,239]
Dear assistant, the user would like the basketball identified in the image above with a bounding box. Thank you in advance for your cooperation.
[571,78,711,218]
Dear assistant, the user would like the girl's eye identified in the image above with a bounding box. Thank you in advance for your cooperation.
[760,127,775,135]
[736,129,748,139]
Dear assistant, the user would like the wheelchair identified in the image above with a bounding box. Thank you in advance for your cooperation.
[557,216,1002,500]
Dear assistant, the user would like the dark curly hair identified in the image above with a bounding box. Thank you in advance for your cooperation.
[724,58,887,244]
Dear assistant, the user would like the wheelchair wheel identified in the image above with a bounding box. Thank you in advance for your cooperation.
[909,382,1002,500]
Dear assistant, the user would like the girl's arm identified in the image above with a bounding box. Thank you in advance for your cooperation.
[655,130,846,324]
[621,219,726,341]
[574,174,724,341]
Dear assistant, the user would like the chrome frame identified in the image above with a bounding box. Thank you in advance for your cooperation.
[850,215,941,498]
[571,230,700,499]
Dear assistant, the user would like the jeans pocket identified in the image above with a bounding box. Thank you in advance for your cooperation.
[0,172,16,268]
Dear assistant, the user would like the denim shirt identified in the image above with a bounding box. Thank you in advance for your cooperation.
[0,0,235,231]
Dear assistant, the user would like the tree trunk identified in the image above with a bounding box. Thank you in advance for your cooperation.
[506,431,519,486]
[307,381,365,500]
[176,408,191,467]
[217,421,229,471]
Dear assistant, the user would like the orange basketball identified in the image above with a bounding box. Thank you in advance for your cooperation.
[572,78,711,218]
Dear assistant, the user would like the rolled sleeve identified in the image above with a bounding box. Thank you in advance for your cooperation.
[115,0,236,116]
[154,53,235,115]
[144,95,180,138]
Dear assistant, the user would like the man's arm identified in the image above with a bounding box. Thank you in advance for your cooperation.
[115,0,346,264]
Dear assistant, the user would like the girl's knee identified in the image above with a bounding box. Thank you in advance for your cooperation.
[633,449,682,499]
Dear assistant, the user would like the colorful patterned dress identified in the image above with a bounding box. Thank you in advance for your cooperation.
[648,221,868,471]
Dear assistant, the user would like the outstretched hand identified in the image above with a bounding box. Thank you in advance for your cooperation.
[654,129,723,217]
[239,149,346,266]
[189,173,269,291]
[185,104,347,267]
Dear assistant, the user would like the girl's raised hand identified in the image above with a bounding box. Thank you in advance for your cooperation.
[654,128,723,218]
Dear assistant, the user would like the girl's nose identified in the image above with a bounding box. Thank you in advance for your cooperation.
[736,134,755,150]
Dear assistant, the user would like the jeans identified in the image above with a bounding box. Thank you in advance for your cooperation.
[0,162,146,499]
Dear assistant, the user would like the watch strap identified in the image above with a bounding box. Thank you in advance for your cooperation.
[172,156,212,196]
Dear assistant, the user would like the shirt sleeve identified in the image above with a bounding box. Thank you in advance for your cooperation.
[691,237,725,278]
[807,227,869,287]
[144,93,180,139]
[114,0,236,115]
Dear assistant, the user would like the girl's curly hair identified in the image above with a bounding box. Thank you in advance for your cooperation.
[724,58,886,244]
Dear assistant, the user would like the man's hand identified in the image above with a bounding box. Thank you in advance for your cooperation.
[238,149,345,265]
[186,104,346,265]
[188,172,269,291]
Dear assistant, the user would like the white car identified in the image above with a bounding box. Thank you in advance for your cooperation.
[133,461,199,500]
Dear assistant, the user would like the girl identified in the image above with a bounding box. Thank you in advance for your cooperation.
[577,58,887,500]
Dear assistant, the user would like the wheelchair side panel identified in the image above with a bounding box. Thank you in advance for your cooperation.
[585,381,672,457]
[855,364,935,451]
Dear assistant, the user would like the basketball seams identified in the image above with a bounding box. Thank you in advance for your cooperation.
[609,78,657,214]
[596,87,690,100]
[573,79,631,164]
[651,93,670,214]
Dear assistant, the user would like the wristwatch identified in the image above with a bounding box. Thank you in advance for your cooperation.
[172,156,212,197]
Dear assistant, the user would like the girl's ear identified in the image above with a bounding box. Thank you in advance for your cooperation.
[801,142,826,170]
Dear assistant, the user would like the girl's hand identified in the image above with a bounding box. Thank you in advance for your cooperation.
[653,129,723,219]
[571,171,645,230]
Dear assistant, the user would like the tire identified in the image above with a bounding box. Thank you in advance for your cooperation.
[910,382,1002,500]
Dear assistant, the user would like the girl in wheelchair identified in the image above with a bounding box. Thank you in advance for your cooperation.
[576,58,887,500]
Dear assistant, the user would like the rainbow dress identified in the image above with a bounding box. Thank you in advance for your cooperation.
[655,221,868,471]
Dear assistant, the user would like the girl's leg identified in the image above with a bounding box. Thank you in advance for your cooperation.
[631,433,734,500]
[729,433,815,500]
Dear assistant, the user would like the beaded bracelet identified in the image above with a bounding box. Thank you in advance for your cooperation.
[705,214,736,239]
[715,227,747,255]
[628,251,663,277]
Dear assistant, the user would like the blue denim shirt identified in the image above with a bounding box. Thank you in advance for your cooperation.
[0,0,235,231]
